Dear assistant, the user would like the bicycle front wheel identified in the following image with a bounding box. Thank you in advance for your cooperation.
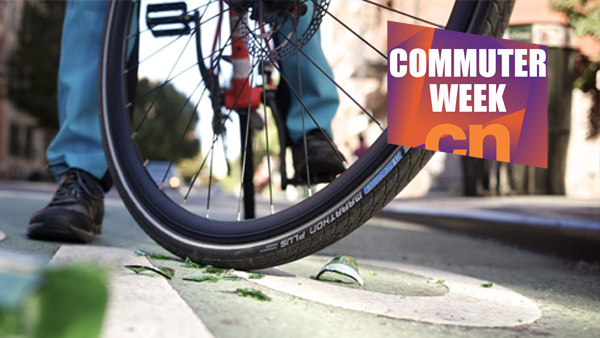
[100,0,515,269]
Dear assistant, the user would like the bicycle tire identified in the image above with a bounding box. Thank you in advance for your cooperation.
[100,0,515,269]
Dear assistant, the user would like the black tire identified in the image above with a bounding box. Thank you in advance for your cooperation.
[100,0,515,269]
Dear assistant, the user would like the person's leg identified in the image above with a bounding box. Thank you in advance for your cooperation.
[46,0,109,181]
[277,2,344,183]
[279,1,339,144]
[28,0,108,243]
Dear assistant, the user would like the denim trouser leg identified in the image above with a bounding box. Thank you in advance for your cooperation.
[279,1,339,144]
[46,0,109,180]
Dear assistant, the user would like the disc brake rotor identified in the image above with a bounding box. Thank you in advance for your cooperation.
[240,0,331,62]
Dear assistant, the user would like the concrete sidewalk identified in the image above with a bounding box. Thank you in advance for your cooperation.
[380,195,600,261]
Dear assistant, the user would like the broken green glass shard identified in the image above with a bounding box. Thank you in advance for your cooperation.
[221,275,243,281]
[133,250,173,260]
[205,266,232,275]
[481,282,493,288]
[125,265,175,280]
[183,275,220,283]
[248,273,265,279]
[427,279,445,284]
[184,257,204,269]
[236,288,271,301]
[316,256,363,286]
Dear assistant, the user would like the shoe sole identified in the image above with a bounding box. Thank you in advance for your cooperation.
[27,216,101,244]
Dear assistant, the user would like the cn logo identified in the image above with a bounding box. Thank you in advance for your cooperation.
[425,124,510,162]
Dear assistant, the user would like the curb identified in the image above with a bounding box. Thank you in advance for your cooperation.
[379,205,600,261]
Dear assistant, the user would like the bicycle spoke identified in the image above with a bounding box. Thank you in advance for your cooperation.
[143,81,204,164]
[126,32,189,75]
[132,7,247,134]
[183,57,261,213]
[239,18,348,170]
[237,71,255,221]
[361,0,444,29]
[181,14,244,207]
[215,56,263,138]
[207,52,261,216]
[211,0,225,70]
[133,0,438,217]
[133,30,197,134]
[276,30,385,131]
[128,0,220,39]
[123,0,219,74]
[206,136,216,219]
[128,27,259,109]
[183,134,216,206]
[160,86,207,190]
[259,7,275,215]
[197,15,259,217]
[198,6,230,28]
[274,59,348,169]
[294,23,312,196]
[132,25,262,137]
[127,62,198,107]
[125,1,216,74]
[318,3,386,60]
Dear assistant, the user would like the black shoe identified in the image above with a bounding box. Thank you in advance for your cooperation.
[292,130,346,185]
[27,169,105,243]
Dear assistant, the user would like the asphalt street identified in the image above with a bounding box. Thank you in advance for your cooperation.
[0,180,599,338]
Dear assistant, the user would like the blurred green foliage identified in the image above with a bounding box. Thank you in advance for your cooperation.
[550,0,600,40]
[0,264,107,338]
[133,78,200,162]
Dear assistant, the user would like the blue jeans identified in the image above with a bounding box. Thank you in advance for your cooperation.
[278,1,339,143]
[48,0,338,180]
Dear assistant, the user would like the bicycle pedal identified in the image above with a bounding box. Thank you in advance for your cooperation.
[146,2,193,37]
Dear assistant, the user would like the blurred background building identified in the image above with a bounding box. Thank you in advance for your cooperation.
[0,0,55,180]
[323,0,599,199]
